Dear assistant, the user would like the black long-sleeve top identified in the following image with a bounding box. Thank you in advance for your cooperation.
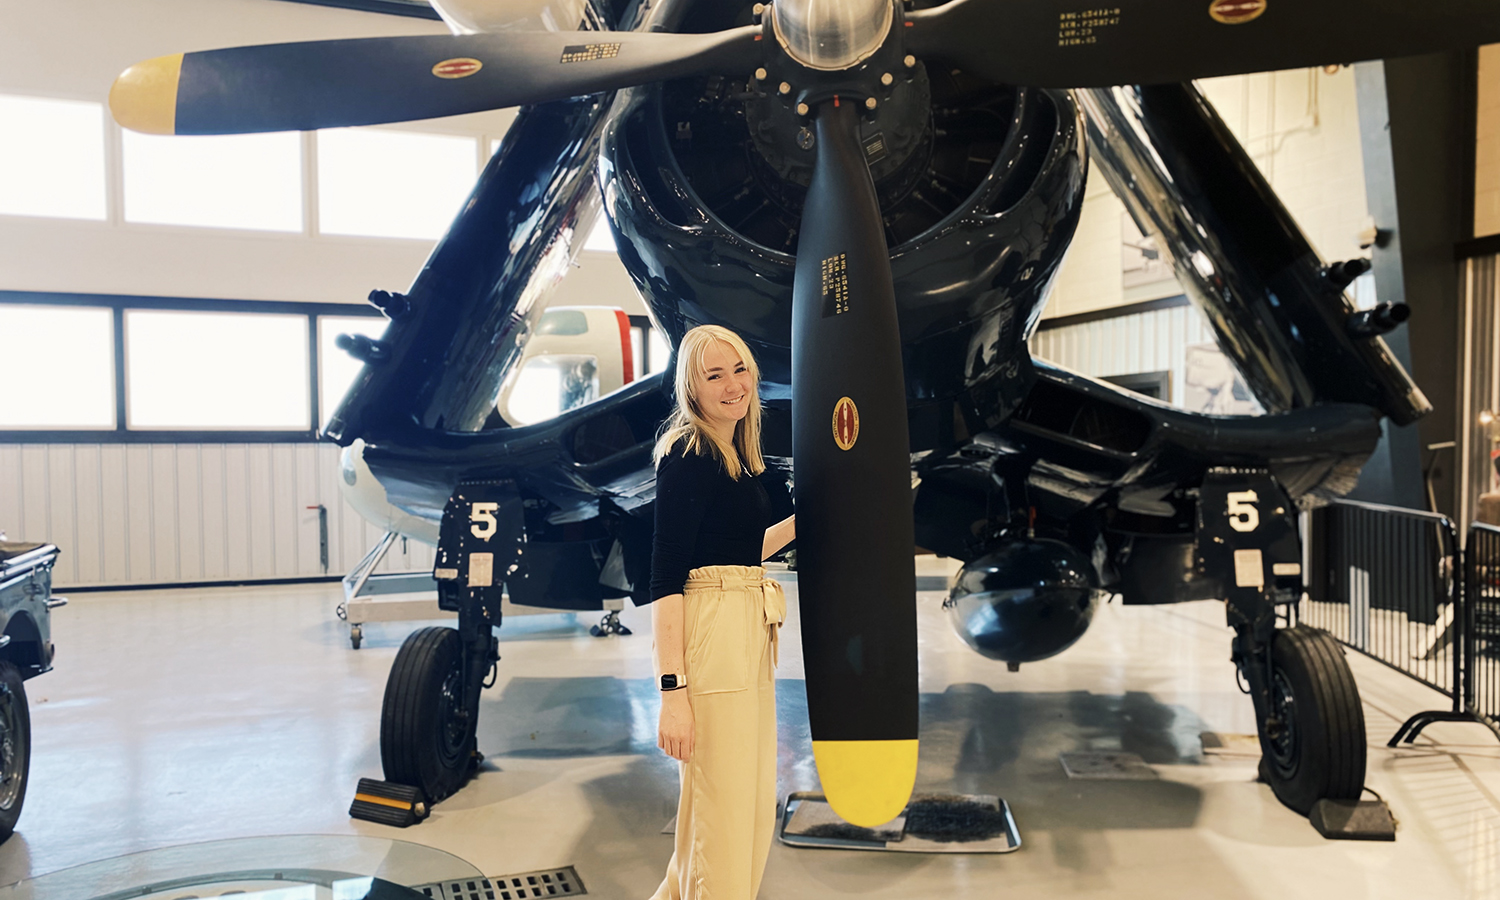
[647,440,791,603]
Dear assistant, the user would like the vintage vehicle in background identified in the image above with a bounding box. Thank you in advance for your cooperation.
[0,539,62,842]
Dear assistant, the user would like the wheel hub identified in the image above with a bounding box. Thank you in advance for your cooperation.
[0,686,17,811]
[1267,668,1300,779]
[437,666,471,768]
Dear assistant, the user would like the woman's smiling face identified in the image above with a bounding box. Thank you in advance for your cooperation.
[695,339,754,433]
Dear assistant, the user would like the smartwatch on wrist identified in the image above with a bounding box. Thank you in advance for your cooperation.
[660,674,686,691]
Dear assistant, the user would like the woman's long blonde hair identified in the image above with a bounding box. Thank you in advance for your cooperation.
[653,324,765,480]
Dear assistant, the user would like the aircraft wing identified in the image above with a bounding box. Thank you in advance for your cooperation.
[323,92,616,444]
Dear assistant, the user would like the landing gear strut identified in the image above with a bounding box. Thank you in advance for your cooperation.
[1202,470,1368,819]
[1235,624,1366,814]
[377,481,518,806]
[380,625,482,802]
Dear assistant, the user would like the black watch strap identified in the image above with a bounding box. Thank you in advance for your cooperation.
[660,674,686,691]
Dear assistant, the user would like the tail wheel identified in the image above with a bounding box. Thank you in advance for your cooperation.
[380,627,476,803]
[1257,625,1367,815]
[0,661,31,843]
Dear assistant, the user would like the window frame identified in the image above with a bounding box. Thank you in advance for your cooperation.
[1,295,668,444]
[0,291,383,443]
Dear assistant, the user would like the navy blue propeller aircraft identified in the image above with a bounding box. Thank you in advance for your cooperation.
[110,0,1499,828]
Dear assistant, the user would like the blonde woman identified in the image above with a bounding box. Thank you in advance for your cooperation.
[648,324,796,900]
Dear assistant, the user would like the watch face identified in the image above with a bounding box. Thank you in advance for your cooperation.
[660,674,678,691]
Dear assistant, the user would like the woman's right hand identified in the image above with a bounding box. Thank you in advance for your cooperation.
[658,690,695,762]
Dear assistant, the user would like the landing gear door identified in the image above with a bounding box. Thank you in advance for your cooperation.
[434,480,524,613]
[1197,468,1303,635]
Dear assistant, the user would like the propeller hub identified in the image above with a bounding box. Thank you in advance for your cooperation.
[742,59,932,205]
[770,0,894,72]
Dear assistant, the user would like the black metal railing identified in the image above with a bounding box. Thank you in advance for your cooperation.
[1303,499,1462,701]
[1466,523,1500,739]
[1301,499,1500,745]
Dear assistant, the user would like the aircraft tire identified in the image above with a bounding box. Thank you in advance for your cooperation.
[1258,625,1366,815]
[0,661,30,843]
[380,626,475,804]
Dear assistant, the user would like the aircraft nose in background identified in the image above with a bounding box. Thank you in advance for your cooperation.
[110,53,184,135]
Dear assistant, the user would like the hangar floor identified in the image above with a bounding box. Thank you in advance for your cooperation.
[1,567,1497,899]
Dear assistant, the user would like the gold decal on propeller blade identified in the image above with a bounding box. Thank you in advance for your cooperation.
[1209,0,1266,24]
[432,58,483,79]
[833,397,859,451]
[821,253,849,317]
[1056,8,1121,48]
[560,43,622,64]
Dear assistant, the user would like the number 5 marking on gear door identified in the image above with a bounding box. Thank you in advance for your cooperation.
[1226,490,1259,532]
[470,502,499,540]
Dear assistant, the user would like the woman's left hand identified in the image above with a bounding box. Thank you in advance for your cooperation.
[658,690,695,762]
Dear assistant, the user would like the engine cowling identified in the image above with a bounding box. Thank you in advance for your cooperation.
[944,538,1101,665]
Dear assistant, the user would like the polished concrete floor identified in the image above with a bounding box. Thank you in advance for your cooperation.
[2,566,1498,898]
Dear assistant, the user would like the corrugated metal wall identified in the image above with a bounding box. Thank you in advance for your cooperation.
[1029,302,1218,407]
[0,442,434,589]
[1460,254,1500,531]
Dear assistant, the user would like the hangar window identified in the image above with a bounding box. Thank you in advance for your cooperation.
[506,355,599,426]
[0,95,106,221]
[317,129,478,240]
[122,131,302,232]
[125,310,309,429]
[318,315,390,429]
[0,305,114,428]
[584,217,617,253]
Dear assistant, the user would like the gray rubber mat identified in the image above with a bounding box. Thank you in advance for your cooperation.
[778,792,1020,853]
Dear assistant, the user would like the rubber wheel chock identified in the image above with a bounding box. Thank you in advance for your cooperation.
[349,777,429,828]
[1308,798,1395,841]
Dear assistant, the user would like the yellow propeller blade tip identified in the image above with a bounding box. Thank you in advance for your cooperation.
[812,739,919,828]
[109,53,184,135]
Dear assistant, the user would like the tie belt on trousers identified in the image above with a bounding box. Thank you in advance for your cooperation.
[683,565,786,667]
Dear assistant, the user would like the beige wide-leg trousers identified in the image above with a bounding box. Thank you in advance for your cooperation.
[650,565,784,900]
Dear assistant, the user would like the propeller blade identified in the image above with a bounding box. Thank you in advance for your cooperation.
[792,99,919,829]
[109,27,760,135]
[908,0,1500,87]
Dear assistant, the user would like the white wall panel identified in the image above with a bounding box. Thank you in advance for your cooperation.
[150,445,179,582]
[199,445,228,581]
[45,445,77,585]
[72,444,102,585]
[1030,303,1218,408]
[222,444,250,580]
[0,447,19,548]
[175,445,202,583]
[0,441,432,588]
[99,446,129,583]
[19,445,49,544]
[124,445,153,581]
[295,446,321,575]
